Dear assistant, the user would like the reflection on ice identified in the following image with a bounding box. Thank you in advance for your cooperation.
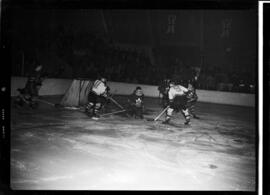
[11,96,256,190]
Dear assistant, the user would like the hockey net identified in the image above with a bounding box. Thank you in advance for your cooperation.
[60,79,93,108]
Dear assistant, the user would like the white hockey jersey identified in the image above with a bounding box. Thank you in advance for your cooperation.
[91,80,107,96]
[168,85,189,100]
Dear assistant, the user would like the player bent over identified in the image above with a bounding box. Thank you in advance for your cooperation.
[15,65,44,109]
[85,77,110,119]
[127,86,145,119]
[163,81,192,125]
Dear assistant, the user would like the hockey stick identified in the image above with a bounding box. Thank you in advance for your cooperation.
[147,106,170,121]
[36,99,65,109]
[100,109,127,117]
[107,96,125,110]
[16,95,32,107]
[36,99,89,114]
[36,99,56,107]
[107,96,130,117]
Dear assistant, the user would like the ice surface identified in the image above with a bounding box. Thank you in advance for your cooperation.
[10,95,256,190]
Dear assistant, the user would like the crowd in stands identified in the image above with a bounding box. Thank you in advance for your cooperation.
[198,66,255,93]
[12,29,255,93]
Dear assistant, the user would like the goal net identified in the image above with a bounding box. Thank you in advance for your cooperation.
[60,79,93,107]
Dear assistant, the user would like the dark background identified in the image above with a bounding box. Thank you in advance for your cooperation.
[263,3,270,195]
[3,1,257,93]
[0,0,265,195]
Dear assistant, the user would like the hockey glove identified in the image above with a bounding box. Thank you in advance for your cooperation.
[168,99,174,108]
[103,91,112,99]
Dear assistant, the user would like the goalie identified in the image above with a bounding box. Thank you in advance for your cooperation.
[127,86,145,119]
[162,80,192,125]
[85,77,110,119]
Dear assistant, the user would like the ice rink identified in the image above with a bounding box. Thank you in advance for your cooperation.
[10,95,256,191]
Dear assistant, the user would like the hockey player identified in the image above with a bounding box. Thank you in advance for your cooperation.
[15,65,44,109]
[186,68,200,119]
[158,79,171,108]
[163,80,192,125]
[85,77,110,119]
[127,86,144,119]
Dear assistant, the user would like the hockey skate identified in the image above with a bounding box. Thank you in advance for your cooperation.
[84,108,93,117]
[14,98,24,108]
[29,101,38,109]
[91,116,100,120]
[84,107,90,114]
[193,115,200,119]
[184,121,191,125]
[134,114,144,119]
[162,118,170,124]
[91,113,100,120]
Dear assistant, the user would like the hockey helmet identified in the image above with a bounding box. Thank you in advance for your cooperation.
[161,79,170,88]
[169,80,176,87]
[164,79,171,84]
[135,86,143,96]
[100,77,107,83]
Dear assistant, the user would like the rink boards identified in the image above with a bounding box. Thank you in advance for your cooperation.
[11,77,255,107]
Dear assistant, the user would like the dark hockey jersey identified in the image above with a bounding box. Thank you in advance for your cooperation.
[128,90,144,108]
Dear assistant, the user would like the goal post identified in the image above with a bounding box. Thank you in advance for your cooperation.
[60,78,93,107]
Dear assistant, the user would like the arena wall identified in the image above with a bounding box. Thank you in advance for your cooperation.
[11,77,255,107]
